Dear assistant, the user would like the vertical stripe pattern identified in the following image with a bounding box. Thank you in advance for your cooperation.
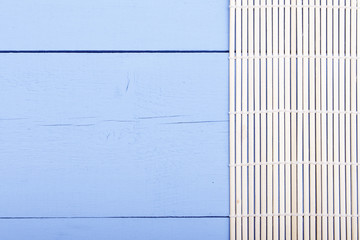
[229,0,360,238]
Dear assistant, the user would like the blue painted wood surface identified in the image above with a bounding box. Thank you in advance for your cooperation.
[1,0,229,237]
[0,218,229,240]
[0,54,228,218]
[0,0,228,50]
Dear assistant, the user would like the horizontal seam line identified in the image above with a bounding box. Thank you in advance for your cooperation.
[0,50,229,54]
[0,216,229,220]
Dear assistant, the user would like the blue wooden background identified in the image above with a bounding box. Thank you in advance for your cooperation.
[0,1,229,239]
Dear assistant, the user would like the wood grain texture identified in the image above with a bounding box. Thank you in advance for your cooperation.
[0,0,227,51]
[0,54,228,217]
[0,218,228,240]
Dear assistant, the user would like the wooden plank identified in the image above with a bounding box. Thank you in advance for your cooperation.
[248,2,255,238]
[0,54,228,216]
[272,2,279,238]
[284,3,291,239]
[0,0,227,50]
[0,218,228,240]
[278,1,285,238]
[345,1,351,238]
[290,1,297,238]
[235,0,242,238]
[253,1,261,238]
[339,1,346,238]
[266,2,273,239]
[350,1,357,239]
[320,1,327,238]
[315,2,322,238]
[229,0,236,239]
[303,1,310,238]
[326,1,334,238]
[309,1,316,238]
[333,2,340,238]
[296,1,303,238]
[241,2,249,239]
[260,1,267,238]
